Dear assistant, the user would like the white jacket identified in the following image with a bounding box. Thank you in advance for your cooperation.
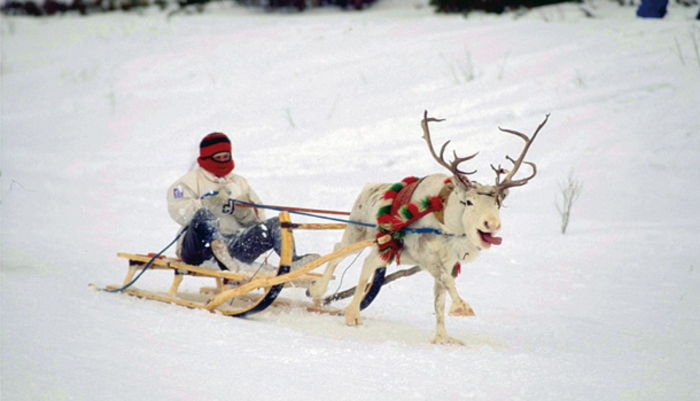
[167,167,265,236]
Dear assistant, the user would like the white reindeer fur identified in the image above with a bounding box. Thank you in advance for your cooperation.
[309,173,505,345]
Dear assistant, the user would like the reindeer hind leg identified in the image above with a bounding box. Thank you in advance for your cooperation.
[308,225,369,301]
[307,242,348,301]
[344,249,383,326]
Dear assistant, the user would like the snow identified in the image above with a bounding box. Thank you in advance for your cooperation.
[2,1,700,400]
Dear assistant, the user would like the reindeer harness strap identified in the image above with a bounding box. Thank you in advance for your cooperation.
[376,176,445,264]
[390,177,423,216]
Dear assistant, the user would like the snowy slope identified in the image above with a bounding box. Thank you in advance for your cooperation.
[2,1,700,400]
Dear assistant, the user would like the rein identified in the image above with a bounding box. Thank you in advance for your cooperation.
[204,187,463,240]
[236,202,350,216]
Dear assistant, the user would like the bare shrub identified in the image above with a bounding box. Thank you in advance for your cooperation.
[556,171,582,234]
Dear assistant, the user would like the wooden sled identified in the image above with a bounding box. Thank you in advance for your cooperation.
[106,211,390,317]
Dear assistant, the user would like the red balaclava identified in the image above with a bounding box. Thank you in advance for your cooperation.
[197,132,235,177]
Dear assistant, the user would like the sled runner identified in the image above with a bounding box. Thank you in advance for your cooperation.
[106,211,390,317]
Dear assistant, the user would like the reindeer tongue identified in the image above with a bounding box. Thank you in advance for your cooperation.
[481,232,503,245]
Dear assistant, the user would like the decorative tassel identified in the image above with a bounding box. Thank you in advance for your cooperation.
[429,196,443,211]
[452,262,461,277]
[419,197,431,210]
[400,206,414,221]
[389,183,404,192]
[383,190,398,200]
[376,204,392,218]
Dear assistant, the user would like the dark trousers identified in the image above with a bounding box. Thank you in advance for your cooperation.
[180,209,283,267]
[636,0,699,19]
[636,0,667,18]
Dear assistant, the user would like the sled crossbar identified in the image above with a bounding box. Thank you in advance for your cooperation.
[116,252,325,282]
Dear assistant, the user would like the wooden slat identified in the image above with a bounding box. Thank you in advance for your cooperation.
[106,285,208,310]
[116,252,325,282]
[280,211,294,267]
[167,274,184,297]
[305,304,344,316]
[105,286,263,315]
[107,284,351,317]
[117,252,249,281]
[204,237,377,311]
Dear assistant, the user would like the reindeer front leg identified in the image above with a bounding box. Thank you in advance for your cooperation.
[436,268,475,317]
[431,280,464,345]
[344,250,382,326]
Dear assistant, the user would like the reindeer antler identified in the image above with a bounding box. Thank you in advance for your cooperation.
[421,110,478,189]
[492,114,550,201]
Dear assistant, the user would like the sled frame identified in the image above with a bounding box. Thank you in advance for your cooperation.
[108,211,388,317]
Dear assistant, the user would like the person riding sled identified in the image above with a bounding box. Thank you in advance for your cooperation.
[166,132,318,272]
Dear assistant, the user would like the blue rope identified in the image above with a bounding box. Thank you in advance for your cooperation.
[104,225,188,293]
[106,191,220,293]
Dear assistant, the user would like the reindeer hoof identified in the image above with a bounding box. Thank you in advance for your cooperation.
[449,301,476,317]
[431,334,465,345]
[307,282,325,299]
[344,308,362,326]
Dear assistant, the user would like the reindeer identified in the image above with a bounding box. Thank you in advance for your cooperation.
[309,111,549,344]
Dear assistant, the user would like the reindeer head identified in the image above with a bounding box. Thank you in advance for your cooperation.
[421,111,548,254]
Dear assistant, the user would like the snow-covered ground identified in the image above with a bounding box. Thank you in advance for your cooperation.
[2,1,699,400]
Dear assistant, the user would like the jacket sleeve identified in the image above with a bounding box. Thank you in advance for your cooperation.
[246,186,266,221]
[230,177,266,226]
[167,176,202,227]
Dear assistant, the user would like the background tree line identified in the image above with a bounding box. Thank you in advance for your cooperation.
[2,0,697,19]
[0,0,582,16]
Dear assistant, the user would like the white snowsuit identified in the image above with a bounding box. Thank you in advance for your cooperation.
[166,167,265,257]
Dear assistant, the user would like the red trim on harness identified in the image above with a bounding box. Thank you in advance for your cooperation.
[391,179,421,216]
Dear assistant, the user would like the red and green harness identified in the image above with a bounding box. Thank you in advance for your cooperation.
[375,176,465,275]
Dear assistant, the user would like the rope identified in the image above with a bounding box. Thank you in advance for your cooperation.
[202,191,350,216]
[229,197,450,236]
[331,248,365,298]
[239,198,375,227]
[104,225,188,293]
[247,203,350,216]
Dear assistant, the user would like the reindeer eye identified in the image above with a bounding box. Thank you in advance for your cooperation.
[460,200,474,206]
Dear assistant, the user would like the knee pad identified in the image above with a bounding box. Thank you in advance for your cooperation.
[191,208,219,243]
